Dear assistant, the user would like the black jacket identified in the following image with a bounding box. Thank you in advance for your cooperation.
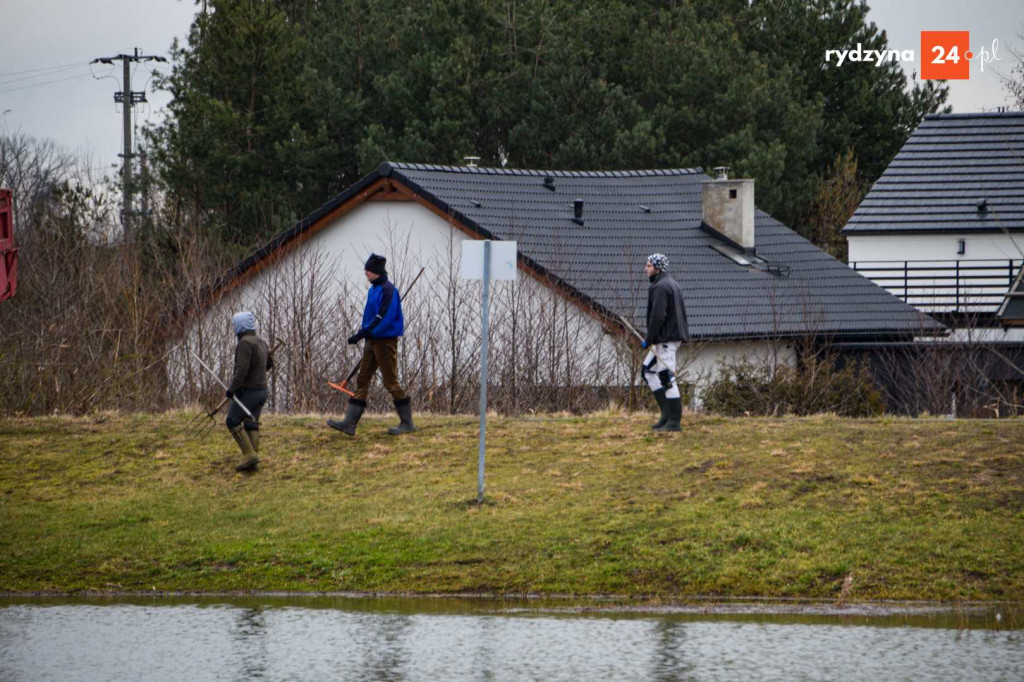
[229,331,273,392]
[646,272,689,344]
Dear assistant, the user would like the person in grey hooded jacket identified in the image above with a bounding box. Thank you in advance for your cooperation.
[642,253,689,432]
[225,311,272,472]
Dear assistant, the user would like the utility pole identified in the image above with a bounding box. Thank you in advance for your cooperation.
[139,150,150,232]
[91,48,166,241]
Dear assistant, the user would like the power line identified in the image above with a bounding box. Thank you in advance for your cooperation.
[0,61,84,78]
[0,63,89,86]
[0,72,95,96]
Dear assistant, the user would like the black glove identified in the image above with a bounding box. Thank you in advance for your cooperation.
[225,389,234,400]
[347,330,367,345]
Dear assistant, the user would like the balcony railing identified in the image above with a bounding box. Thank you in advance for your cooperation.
[849,259,1022,314]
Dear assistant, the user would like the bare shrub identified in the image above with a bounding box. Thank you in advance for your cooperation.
[703,351,885,417]
[0,189,229,414]
[865,333,1024,418]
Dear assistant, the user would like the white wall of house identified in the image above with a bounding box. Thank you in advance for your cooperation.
[175,200,629,405]
[847,233,1024,315]
[678,339,798,408]
[847,233,1024,263]
[297,201,459,281]
[174,202,464,383]
[917,327,1024,344]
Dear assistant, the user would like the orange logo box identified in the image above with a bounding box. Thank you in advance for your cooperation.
[921,31,971,80]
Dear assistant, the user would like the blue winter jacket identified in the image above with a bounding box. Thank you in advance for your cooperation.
[360,275,404,338]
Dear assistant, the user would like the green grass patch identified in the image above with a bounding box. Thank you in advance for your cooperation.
[1,411,1022,601]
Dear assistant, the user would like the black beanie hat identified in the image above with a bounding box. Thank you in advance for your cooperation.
[365,253,387,275]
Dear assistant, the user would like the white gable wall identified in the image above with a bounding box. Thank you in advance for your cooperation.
[274,200,625,380]
[177,201,631,409]
[295,201,459,282]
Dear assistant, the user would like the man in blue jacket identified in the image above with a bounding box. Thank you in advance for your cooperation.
[327,253,416,436]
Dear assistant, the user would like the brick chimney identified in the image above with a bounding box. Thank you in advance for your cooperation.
[702,167,755,252]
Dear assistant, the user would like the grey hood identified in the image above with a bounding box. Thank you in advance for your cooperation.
[232,311,256,336]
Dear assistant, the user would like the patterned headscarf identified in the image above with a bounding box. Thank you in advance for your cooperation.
[646,253,669,272]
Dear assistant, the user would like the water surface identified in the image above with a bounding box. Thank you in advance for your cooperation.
[1,597,1020,681]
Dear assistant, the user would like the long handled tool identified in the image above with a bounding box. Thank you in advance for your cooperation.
[618,314,646,343]
[328,266,427,395]
[183,340,284,441]
[190,350,255,420]
[327,362,362,397]
[181,397,230,442]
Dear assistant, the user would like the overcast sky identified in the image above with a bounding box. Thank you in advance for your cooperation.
[1,0,1021,178]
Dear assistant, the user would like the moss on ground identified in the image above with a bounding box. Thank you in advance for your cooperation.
[1,411,1022,601]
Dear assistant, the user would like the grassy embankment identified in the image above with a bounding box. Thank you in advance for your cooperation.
[1,412,1022,602]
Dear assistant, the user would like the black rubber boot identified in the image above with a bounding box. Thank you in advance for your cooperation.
[327,401,365,436]
[651,389,668,430]
[387,398,417,435]
[654,398,682,432]
[230,424,259,472]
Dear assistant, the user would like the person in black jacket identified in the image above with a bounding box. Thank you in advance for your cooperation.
[642,253,689,432]
[225,311,273,472]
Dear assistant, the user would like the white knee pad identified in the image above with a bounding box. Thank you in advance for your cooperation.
[642,352,661,392]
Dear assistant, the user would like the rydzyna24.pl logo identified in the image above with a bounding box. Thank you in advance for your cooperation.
[824,31,999,79]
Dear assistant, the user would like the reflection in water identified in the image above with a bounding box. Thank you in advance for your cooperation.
[0,602,1022,681]
[354,611,413,680]
[652,617,694,681]
[233,608,268,680]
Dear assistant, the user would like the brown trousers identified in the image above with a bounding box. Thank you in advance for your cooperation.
[352,337,408,402]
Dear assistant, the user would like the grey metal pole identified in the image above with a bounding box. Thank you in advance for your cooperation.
[478,240,491,504]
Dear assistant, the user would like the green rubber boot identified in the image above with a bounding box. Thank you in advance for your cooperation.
[247,428,260,453]
[230,424,260,472]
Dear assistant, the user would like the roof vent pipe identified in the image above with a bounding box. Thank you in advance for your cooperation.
[714,166,730,180]
[543,176,555,191]
[464,156,480,167]
[572,199,584,225]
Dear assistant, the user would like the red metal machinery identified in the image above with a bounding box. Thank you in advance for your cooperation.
[0,189,16,301]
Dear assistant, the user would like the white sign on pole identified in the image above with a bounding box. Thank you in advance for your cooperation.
[460,240,517,281]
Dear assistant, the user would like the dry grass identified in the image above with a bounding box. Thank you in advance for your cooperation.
[1,412,1022,601]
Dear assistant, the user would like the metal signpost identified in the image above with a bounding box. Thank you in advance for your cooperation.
[461,239,517,503]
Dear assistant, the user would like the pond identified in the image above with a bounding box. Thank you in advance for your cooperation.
[1,596,1021,681]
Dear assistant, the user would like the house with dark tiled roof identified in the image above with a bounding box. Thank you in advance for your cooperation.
[841,111,1024,414]
[193,161,940,408]
[845,111,1024,330]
